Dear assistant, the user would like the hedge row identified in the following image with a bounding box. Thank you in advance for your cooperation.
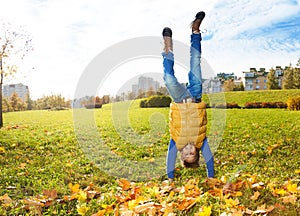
[209,103,241,109]
[139,96,296,110]
[287,95,300,111]
[244,102,287,109]
[85,103,102,109]
[140,95,172,108]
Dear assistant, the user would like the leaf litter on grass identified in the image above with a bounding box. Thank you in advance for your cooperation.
[2,172,298,215]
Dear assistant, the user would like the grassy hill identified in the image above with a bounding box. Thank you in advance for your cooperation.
[202,89,300,107]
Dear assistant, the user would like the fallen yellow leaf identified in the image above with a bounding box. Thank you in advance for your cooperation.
[286,181,298,194]
[274,188,287,196]
[77,203,89,216]
[224,198,239,208]
[234,191,243,197]
[195,206,212,216]
[77,190,87,202]
[0,147,5,153]
[69,183,80,194]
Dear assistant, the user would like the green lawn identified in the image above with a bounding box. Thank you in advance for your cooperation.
[0,95,300,215]
[202,89,300,106]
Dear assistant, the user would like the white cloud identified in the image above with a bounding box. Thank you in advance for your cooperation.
[0,0,299,99]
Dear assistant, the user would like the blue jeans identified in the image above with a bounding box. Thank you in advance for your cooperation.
[162,33,202,102]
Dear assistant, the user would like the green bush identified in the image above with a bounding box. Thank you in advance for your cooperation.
[287,95,300,110]
[85,103,102,109]
[140,95,172,108]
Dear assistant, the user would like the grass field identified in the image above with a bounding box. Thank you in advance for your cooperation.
[0,90,300,215]
[202,89,300,107]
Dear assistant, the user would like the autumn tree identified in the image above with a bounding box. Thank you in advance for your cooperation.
[157,86,169,95]
[282,60,300,89]
[283,65,294,89]
[25,93,33,110]
[102,95,110,104]
[293,62,300,89]
[9,92,25,111]
[2,97,11,112]
[223,79,235,92]
[234,82,244,91]
[267,68,280,90]
[0,22,32,127]
[32,94,70,110]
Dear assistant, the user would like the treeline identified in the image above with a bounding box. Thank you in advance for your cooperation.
[2,93,71,112]
[269,60,300,90]
[281,63,300,89]
[79,95,110,109]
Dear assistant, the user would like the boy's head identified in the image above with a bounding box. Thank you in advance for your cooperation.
[180,143,200,168]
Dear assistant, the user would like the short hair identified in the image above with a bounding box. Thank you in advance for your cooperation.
[180,147,200,168]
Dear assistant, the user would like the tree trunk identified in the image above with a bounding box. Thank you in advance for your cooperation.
[0,57,3,128]
[0,83,2,128]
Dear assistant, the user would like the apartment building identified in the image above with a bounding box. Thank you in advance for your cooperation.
[243,67,284,91]
[2,83,29,101]
[203,78,222,93]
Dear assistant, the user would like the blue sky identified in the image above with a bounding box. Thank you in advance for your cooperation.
[1,0,300,99]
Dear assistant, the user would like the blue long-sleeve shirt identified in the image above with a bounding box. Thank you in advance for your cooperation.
[166,137,214,179]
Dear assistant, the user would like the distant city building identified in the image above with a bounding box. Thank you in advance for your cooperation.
[132,76,160,96]
[243,67,284,91]
[2,83,29,100]
[203,78,222,93]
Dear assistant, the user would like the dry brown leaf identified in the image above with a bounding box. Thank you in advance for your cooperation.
[205,178,222,188]
[0,194,13,204]
[87,190,100,200]
[229,208,243,216]
[161,203,174,215]
[133,202,161,214]
[115,194,131,203]
[91,209,106,216]
[244,208,253,215]
[267,144,280,155]
[174,197,197,211]
[207,188,223,197]
[266,205,275,213]
[43,189,57,200]
[253,204,275,214]
[280,195,297,204]
[223,180,245,195]
[119,210,134,216]
[118,179,131,191]
[250,191,260,201]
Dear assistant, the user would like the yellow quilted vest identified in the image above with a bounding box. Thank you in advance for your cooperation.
[169,102,207,150]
